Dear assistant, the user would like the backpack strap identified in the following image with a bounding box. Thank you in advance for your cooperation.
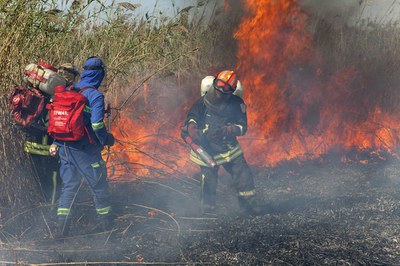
[84,126,95,145]
[66,85,94,93]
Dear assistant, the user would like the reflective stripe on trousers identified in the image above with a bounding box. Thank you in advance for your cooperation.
[199,154,255,207]
[57,144,111,215]
[238,189,256,197]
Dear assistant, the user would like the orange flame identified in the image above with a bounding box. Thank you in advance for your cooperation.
[109,0,400,179]
[108,82,196,179]
[235,0,400,166]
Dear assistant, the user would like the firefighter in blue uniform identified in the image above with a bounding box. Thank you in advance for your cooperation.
[182,70,263,215]
[53,56,114,237]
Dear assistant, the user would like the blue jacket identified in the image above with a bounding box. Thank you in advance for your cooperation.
[55,57,108,149]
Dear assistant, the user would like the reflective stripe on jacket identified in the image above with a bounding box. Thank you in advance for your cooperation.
[190,143,243,167]
[24,141,50,156]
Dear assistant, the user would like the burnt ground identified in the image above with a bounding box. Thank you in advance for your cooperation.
[2,155,400,265]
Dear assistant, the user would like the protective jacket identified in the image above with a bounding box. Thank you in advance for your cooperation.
[13,91,61,203]
[23,108,52,156]
[185,94,247,166]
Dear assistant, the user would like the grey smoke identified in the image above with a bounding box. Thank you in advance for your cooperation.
[300,0,400,27]
[300,0,361,26]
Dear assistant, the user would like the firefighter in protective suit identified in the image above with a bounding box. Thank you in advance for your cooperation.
[53,56,114,237]
[23,117,60,204]
[182,70,263,215]
[22,63,79,204]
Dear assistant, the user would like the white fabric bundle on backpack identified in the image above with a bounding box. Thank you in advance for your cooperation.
[23,62,66,95]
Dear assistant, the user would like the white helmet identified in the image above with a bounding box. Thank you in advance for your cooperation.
[200,76,215,96]
[200,75,244,98]
[234,80,243,98]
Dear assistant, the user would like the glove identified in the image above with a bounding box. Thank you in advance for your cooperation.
[49,144,59,157]
[207,126,222,142]
[105,133,115,146]
[209,124,241,142]
[187,123,202,144]
[215,124,241,138]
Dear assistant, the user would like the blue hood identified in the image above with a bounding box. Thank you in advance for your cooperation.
[75,57,105,89]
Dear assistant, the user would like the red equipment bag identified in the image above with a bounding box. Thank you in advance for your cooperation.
[47,85,91,141]
[8,86,45,128]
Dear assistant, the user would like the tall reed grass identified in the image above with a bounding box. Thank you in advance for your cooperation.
[311,17,400,114]
[0,0,236,217]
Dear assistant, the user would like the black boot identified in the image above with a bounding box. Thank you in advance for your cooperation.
[54,217,71,239]
[93,214,114,233]
[238,195,266,216]
[200,203,216,216]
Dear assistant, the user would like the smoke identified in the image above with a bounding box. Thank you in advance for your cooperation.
[299,0,361,27]
[300,0,400,27]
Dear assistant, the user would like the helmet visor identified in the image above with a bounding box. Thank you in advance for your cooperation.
[213,79,235,94]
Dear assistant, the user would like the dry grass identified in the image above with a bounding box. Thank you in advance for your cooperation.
[311,17,400,114]
[0,0,234,216]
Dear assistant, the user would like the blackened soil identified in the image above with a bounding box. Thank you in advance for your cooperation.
[2,156,400,265]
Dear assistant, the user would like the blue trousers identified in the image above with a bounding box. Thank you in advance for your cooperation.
[57,143,111,218]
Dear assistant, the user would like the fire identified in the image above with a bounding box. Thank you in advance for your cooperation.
[108,82,196,179]
[109,0,400,179]
[235,0,400,166]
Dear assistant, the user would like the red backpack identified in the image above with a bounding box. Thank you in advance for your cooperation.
[8,86,45,128]
[47,85,92,141]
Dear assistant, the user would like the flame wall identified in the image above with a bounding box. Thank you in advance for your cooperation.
[110,0,400,179]
[235,0,400,167]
